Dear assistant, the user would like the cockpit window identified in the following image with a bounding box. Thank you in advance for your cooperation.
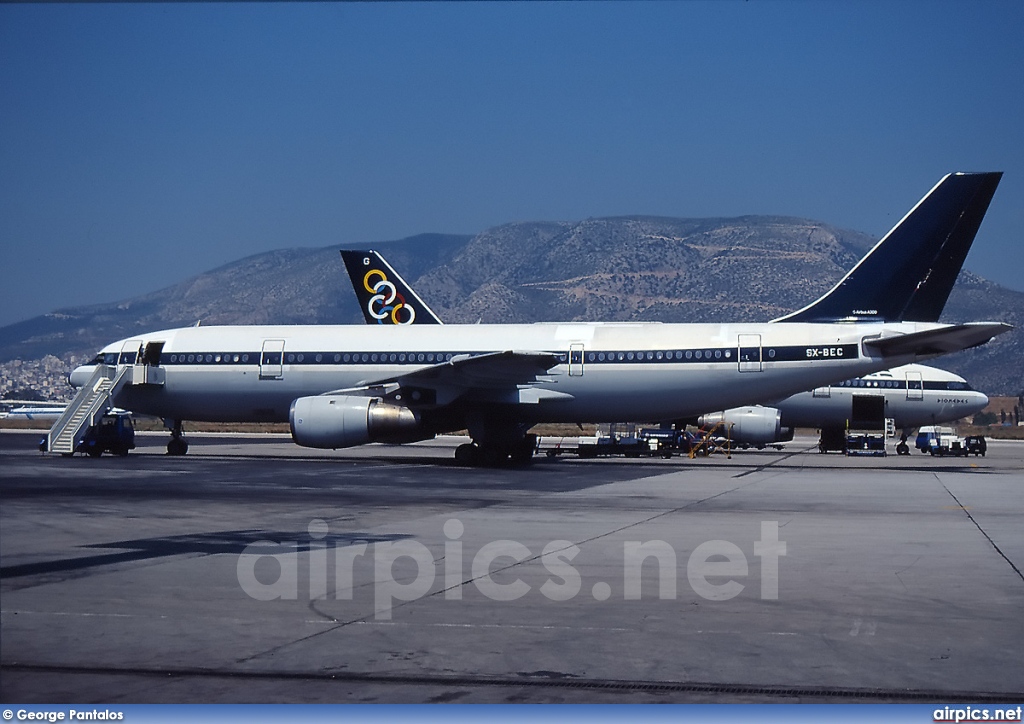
[90,354,104,365]
[103,353,118,365]
[947,381,971,391]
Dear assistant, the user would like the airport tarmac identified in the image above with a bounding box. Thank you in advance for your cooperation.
[2,429,1023,703]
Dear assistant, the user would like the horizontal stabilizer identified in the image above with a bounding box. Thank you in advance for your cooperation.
[776,172,1002,323]
[865,322,1012,358]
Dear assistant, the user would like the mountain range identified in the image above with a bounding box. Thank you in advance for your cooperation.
[2,216,1021,394]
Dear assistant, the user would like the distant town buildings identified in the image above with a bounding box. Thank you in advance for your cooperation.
[0,355,80,402]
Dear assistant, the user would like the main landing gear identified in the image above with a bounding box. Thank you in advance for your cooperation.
[454,435,537,467]
[165,419,189,456]
[455,416,538,467]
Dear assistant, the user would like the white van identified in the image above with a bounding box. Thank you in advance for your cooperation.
[915,425,967,456]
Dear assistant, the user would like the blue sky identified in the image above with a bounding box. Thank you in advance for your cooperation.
[1,1,1022,328]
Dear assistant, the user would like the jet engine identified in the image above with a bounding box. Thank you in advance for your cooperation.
[290,395,425,449]
[697,406,793,447]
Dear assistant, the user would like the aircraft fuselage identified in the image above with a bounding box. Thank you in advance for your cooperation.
[80,320,947,428]
[772,364,988,430]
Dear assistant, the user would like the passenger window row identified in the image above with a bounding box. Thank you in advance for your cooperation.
[163,351,501,365]
[837,379,903,389]
[835,379,974,391]
[161,349,744,366]
[585,349,748,362]
[102,345,842,368]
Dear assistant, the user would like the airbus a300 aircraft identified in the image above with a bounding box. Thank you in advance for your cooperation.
[61,173,1009,464]
[338,254,990,447]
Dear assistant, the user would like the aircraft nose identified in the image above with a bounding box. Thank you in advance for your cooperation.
[964,391,990,417]
[68,365,94,389]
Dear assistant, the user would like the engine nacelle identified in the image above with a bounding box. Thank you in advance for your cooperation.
[290,395,424,449]
[698,406,792,446]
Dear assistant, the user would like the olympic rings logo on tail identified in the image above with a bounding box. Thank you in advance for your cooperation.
[362,269,417,325]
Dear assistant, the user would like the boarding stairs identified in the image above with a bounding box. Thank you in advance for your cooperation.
[46,365,132,455]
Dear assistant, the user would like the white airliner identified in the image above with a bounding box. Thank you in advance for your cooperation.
[339,254,990,448]
[63,172,1009,464]
[698,363,989,447]
[0,401,66,421]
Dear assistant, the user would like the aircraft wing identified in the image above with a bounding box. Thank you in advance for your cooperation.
[376,350,561,388]
[321,350,566,407]
[865,322,1012,357]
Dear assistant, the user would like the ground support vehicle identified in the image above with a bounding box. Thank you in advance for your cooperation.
[844,396,888,457]
[964,435,987,456]
[846,432,887,456]
[40,411,136,457]
[539,423,700,459]
[916,426,955,453]
[929,433,969,457]
[540,423,658,459]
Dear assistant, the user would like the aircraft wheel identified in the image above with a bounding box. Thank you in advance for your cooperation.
[509,450,535,467]
[509,434,538,466]
[167,438,189,456]
[477,446,510,467]
[454,443,479,466]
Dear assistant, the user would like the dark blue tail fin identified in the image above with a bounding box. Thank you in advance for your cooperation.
[774,172,1002,323]
[340,250,443,325]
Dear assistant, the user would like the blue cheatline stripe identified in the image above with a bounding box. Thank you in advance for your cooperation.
[157,343,861,367]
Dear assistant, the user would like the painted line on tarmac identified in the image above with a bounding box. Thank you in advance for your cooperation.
[937,474,1024,585]
[731,444,818,478]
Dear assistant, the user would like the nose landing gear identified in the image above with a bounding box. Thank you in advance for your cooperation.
[165,419,189,456]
